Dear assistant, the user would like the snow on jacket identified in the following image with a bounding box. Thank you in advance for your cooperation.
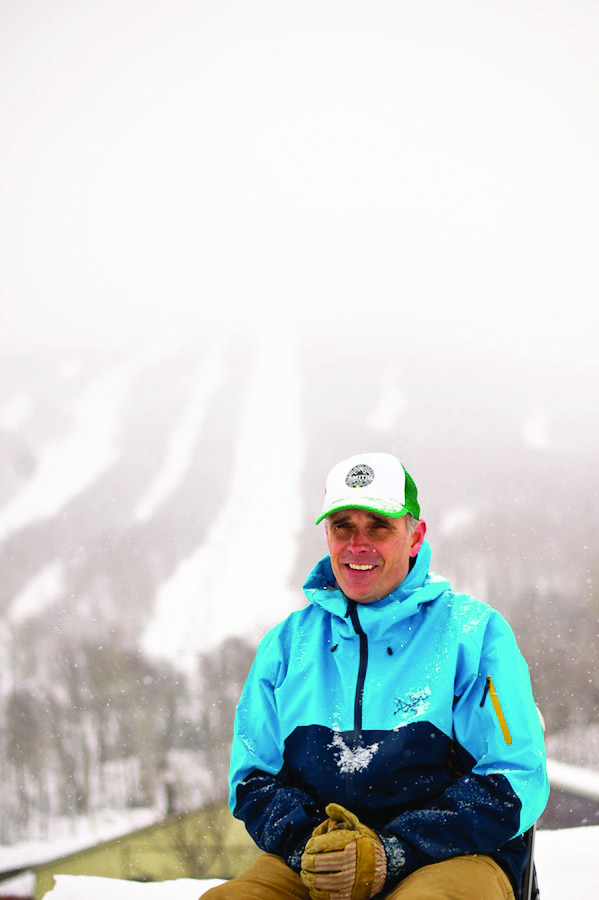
[229,540,549,894]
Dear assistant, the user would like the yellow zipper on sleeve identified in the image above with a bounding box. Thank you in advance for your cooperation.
[480,675,512,746]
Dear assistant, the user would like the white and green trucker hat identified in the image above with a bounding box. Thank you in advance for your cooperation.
[315,452,420,525]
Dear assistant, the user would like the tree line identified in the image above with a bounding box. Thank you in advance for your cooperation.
[0,635,256,845]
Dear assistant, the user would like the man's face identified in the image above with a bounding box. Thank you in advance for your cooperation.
[325,509,426,605]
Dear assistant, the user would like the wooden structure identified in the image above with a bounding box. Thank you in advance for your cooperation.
[0,802,260,900]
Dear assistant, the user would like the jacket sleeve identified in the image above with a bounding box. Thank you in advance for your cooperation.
[378,611,549,887]
[228,629,323,870]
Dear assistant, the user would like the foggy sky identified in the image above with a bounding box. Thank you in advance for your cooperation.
[1,0,598,368]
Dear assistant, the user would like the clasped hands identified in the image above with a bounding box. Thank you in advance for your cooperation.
[301,803,386,900]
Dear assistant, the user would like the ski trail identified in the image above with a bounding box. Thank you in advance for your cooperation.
[133,342,226,522]
[142,328,303,669]
[0,342,181,542]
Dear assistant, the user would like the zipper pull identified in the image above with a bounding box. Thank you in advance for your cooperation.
[480,675,491,707]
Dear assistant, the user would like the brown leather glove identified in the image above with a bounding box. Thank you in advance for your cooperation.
[300,803,387,900]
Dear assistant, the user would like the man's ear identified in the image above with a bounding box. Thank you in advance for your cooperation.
[409,520,427,557]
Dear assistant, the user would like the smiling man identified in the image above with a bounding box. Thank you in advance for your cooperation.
[204,452,548,900]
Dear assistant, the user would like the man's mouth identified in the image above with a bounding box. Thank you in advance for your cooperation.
[346,563,377,571]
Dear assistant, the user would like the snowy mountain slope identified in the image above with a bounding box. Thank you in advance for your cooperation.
[0,335,596,654]
[133,343,227,525]
[0,343,176,544]
[142,330,304,666]
[0,338,250,646]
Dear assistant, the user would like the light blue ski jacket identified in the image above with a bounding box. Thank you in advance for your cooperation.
[229,541,549,894]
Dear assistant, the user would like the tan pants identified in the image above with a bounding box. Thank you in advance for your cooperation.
[201,851,515,899]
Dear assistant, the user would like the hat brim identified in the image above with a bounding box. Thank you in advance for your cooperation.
[315,499,411,525]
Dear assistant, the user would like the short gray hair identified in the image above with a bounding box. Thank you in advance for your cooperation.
[403,513,419,539]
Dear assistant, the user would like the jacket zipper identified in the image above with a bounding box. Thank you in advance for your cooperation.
[346,603,369,803]
[480,674,512,746]
[348,603,368,738]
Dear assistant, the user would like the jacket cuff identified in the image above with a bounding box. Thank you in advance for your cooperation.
[285,831,312,873]
[380,833,409,888]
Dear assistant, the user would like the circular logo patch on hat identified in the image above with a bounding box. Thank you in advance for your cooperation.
[345,463,375,488]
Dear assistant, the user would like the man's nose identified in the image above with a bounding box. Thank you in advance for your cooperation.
[348,529,371,552]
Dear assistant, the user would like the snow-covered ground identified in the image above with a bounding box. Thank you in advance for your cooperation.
[22,826,594,897]
[45,876,225,898]
[534,826,597,894]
